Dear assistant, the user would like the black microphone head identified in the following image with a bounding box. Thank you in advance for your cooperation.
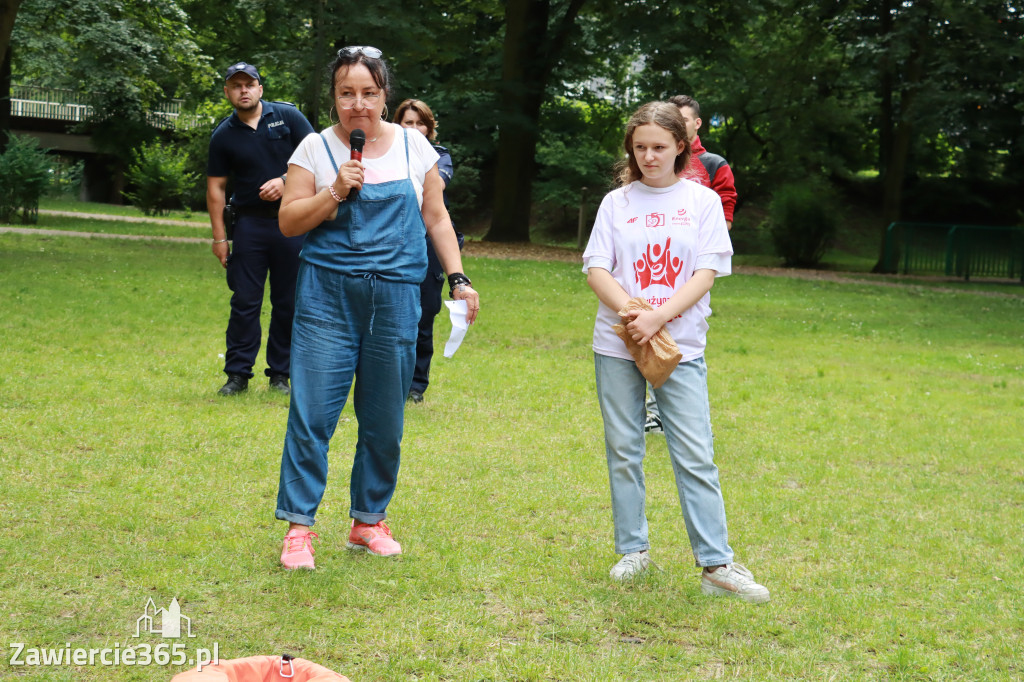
[350,128,366,153]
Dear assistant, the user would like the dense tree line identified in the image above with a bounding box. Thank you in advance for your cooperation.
[5,0,1022,266]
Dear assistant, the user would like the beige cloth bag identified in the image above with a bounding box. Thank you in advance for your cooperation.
[611,297,682,389]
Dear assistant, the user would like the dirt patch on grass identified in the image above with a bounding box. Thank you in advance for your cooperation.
[463,240,583,263]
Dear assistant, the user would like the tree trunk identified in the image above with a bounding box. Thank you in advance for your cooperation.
[872,7,927,273]
[0,0,24,152]
[485,0,588,242]
[0,0,21,64]
[0,45,10,151]
[486,0,550,242]
[306,0,326,127]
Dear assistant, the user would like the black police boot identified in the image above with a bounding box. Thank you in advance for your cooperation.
[268,373,290,395]
[218,374,249,396]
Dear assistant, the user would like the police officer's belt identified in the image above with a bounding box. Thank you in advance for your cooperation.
[236,204,280,218]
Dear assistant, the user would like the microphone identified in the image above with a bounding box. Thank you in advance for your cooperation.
[347,129,365,200]
[350,129,365,162]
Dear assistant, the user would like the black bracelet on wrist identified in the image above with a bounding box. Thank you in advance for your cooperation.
[447,272,471,298]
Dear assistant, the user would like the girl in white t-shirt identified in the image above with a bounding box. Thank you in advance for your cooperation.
[582,101,768,602]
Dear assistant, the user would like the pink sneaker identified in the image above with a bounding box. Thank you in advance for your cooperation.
[280,528,318,570]
[347,521,402,557]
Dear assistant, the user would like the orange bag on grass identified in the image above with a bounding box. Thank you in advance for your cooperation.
[611,297,682,389]
[171,655,350,681]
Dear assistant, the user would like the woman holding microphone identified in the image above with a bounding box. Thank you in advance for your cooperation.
[273,47,479,569]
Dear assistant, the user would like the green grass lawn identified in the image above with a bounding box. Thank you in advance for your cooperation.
[1,229,1022,680]
[40,197,208,224]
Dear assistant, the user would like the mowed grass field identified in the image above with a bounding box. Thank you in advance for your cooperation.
[1,228,1022,681]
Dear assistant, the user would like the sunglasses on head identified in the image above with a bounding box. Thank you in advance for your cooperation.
[338,46,382,59]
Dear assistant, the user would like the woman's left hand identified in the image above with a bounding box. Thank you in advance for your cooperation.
[452,284,480,325]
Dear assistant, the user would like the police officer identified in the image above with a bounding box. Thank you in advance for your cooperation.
[207,62,315,396]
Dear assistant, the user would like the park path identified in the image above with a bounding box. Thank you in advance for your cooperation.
[38,209,204,228]
[3,211,1021,298]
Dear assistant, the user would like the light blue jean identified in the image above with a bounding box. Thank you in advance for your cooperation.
[594,353,733,567]
[275,265,419,527]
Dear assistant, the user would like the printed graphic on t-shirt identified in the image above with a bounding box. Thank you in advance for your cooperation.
[634,238,683,289]
[671,208,693,226]
[646,212,665,228]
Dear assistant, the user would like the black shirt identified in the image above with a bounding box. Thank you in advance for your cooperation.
[206,100,314,208]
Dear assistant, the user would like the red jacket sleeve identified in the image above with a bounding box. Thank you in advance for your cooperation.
[710,164,737,223]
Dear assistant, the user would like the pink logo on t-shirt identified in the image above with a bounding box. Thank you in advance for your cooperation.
[646,213,665,228]
[634,238,684,289]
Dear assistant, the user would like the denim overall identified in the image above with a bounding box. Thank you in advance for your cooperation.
[276,129,427,527]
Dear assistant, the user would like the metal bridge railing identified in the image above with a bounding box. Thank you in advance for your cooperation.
[10,84,201,130]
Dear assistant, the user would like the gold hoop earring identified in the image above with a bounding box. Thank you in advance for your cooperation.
[329,106,338,125]
[381,104,389,122]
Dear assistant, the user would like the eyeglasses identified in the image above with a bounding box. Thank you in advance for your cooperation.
[336,93,382,109]
[337,46,382,59]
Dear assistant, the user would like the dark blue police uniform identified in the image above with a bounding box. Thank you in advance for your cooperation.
[207,100,314,381]
[410,144,462,399]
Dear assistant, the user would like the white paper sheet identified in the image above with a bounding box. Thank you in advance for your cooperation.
[443,300,468,358]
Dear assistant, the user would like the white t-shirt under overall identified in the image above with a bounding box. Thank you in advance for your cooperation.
[288,123,440,208]
[582,179,733,363]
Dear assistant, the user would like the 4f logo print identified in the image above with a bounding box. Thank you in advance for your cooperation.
[634,238,684,289]
[645,213,665,228]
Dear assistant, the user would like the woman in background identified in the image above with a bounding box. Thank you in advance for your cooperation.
[394,98,463,404]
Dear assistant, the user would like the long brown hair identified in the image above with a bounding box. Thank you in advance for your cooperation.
[616,101,691,187]
[393,99,438,141]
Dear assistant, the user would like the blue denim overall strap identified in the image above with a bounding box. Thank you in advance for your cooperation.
[298,128,427,283]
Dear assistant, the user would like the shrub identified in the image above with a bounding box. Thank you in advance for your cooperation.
[124,141,199,216]
[768,179,838,267]
[47,156,85,199]
[0,134,52,224]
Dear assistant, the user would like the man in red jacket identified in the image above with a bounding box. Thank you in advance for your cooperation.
[669,94,737,230]
[645,94,739,434]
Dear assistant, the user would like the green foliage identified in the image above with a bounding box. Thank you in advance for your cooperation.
[768,179,839,267]
[0,134,51,224]
[124,141,200,216]
[8,0,1024,241]
[12,0,217,163]
[46,156,85,198]
[535,99,621,204]
[532,97,622,239]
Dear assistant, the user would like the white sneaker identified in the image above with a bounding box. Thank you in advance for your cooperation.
[643,413,663,433]
[610,551,651,581]
[701,563,770,603]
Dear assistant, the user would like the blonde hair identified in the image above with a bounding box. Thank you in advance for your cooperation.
[393,98,438,141]
[616,101,691,187]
